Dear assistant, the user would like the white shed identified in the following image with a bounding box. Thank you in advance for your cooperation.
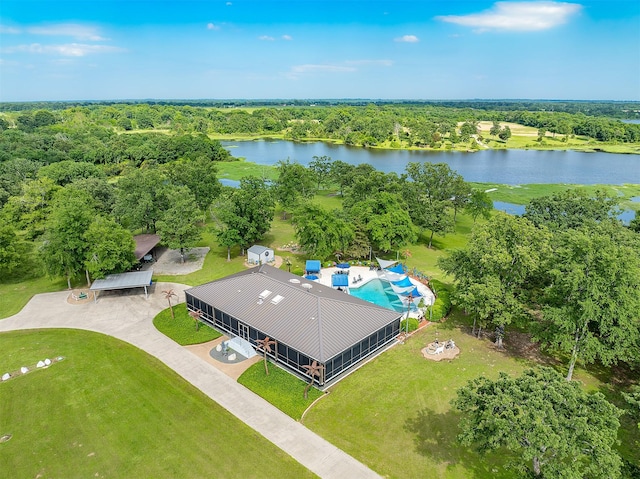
[247,245,274,265]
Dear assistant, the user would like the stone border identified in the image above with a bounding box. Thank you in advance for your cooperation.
[1,356,65,382]
[421,342,460,362]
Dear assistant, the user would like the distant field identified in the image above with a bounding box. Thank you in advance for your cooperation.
[476,120,539,137]
[216,159,278,181]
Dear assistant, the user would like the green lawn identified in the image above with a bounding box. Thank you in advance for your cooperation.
[238,362,324,420]
[472,182,640,207]
[216,158,278,182]
[301,311,640,478]
[0,245,69,319]
[153,305,222,345]
[0,329,316,479]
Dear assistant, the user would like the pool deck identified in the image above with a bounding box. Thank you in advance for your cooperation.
[314,266,434,318]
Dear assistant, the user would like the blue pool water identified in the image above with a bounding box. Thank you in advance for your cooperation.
[349,279,408,313]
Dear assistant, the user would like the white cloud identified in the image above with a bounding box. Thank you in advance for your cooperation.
[3,43,123,57]
[207,23,219,30]
[27,23,108,41]
[259,35,275,41]
[287,59,394,79]
[436,1,582,32]
[0,25,21,34]
[394,35,419,43]
[282,34,292,41]
[226,1,232,5]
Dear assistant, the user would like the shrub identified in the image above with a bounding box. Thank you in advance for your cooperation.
[429,279,452,321]
[400,317,419,333]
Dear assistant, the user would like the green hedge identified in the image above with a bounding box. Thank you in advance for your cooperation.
[429,279,452,321]
[400,317,419,332]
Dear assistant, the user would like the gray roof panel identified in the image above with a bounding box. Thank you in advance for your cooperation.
[186,265,401,361]
[248,245,271,255]
[90,270,153,291]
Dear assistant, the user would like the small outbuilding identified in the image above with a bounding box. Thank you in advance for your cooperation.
[247,245,274,265]
[134,234,161,262]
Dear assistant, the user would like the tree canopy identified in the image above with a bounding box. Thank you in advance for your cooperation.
[272,160,316,219]
[156,186,202,263]
[84,216,136,279]
[524,188,619,230]
[292,203,354,259]
[534,221,640,380]
[439,213,551,345]
[41,188,96,288]
[453,367,622,478]
[213,177,275,256]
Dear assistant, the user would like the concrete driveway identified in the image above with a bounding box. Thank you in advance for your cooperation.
[0,283,381,479]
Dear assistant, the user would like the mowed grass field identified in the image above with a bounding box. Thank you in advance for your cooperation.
[302,311,640,478]
[0,329,316,479]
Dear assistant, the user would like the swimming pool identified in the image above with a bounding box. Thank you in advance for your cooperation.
[349,279,408,313]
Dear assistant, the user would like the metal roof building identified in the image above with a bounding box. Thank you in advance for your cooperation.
[186,264,401,387]
[90,270,153,302]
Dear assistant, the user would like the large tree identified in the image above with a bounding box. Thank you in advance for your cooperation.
[165,156,221,212]
[67,177,116,215]
[84,216,136,279]
[342,170,403,209]
[113,167,169,232]
[348,192,417,254]
[308,155,332,190]
[272,160,315,219]
[405,162,464,248]
[213,177,275,256]
[0,224,26,276]
[453,367,622,478]
[0,158,41,207]
[439,213,551,345]
[524,188,620,230]
[156,186,202,263]
[38,160,103,186]
[4,177,60,238]
[534,221,640,381]
[41,188,96,289]
[328,160,355,196]
[465,188,493,223]
[292,203,354,259]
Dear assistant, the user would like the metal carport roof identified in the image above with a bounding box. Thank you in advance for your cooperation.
[90,270,153,302]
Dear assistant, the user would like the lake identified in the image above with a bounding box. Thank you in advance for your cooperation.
[221,140,640,185]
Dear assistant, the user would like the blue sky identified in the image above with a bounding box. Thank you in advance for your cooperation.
[1,1,638,101]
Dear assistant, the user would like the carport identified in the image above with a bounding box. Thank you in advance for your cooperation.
[90,270,154,302]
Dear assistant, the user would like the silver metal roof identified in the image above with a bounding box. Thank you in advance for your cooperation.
[247,245,272,255]
[186,265,401,362]
[90,270,153,291]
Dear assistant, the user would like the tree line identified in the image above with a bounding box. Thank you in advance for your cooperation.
[2,103,639,151]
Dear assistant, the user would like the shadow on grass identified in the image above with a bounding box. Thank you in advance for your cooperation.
[404,408,515,479]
